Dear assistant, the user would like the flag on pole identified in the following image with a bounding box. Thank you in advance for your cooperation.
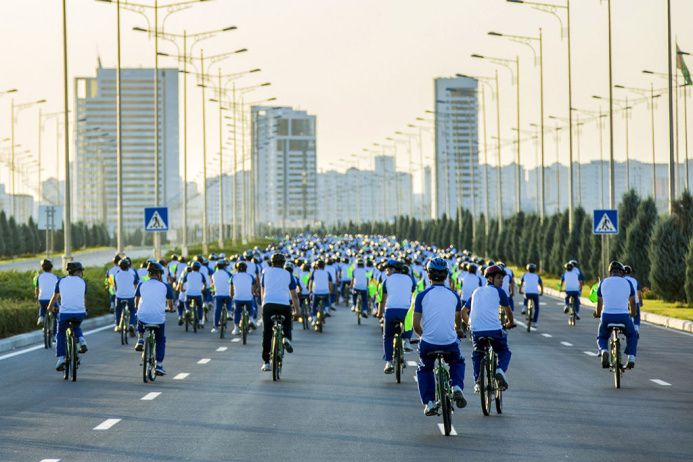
[677,44,692,86]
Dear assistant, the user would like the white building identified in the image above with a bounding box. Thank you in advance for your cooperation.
[73,65,179,233]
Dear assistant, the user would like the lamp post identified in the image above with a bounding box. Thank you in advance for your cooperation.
[395,131,417,217]
[61,0,72,262]
[593,95,632,194]
[489,29,544,221]
[11,98,46,218]
[547,117,561,212]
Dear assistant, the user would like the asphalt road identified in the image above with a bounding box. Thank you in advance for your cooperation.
[0,247,155,272]
[1,291,691,462]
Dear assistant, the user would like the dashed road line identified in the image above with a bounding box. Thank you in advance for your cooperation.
[541,333,552,338]
[198,358,211,364]
[515,321,527,328]
[437,423,458,436]
[0,325,113,362]
[173,373,190,380]
[40,459,61,462]
[560,342,573,347]
[406,361,418,367]
[141,392,161,401]
[216,347,228,352]
[231,338,241,343]
[583,351,599,357]
[94,419,121,430]
[651,379,672,386]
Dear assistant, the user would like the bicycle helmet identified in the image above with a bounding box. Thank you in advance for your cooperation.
[356,257,365,266]
[271,252,286,266]
[147,261,164,275]
[113,255,122,265]
[401,265,411,276]
[119,259,129,270]
[301,263,310,272]
[386,259,403,272]
[216,260,228,269]
[236,261,247,272]
[608,261,625,274]
[468,263,478,274]
[40,259,53,270]
[484,264,506,279]
[526,263,537,273]
[427,257,449,282]
[497,261,506,268]
[170,254,179,261]
[66,261,84,275]
[564,262,574,271]
[570,259,579,268]
[284,262,295,273]
[191,261,202,270]
[623,265,633,275]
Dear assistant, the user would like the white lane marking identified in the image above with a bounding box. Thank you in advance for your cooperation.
[231,338,241,343]
[198,358,211,364]
[0,325,113,362]
[216,347,228,352]
[173,373,190,380]
[560,342,573,347]
[651,379,672,386]
[515,321,527,328]
[437,423,458,436]
[94,419,121,430]
[407,361,418,367]
[556,302,565,306]
[539,302,547,306]
[541,333,552,338]
[583,351,599,357]
[141,392,161,401]
[40,459,61,462]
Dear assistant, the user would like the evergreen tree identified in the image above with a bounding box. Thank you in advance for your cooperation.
[549,212,569,275]
[578,218,594,281]
[622,198,658,288]
[541,214,558,273]
[564,207,586,265]
[685,232,693,304]
[494,223,509,262]
[672,189,693,242]
[7,216,19,257]
[611,189,641,260]
[521,214,539,267]
[511,211,525,265]
[0,211,7,257]
[473,214,487,255]
[487,219,498,259]
[649,216,688,302]
[460,210,473,251]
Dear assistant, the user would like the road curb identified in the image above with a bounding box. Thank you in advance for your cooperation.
[0,314,113,354]
[519,281,693,334]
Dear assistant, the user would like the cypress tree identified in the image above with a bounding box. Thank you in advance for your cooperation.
[7,216,19,257]
[541,214,558,273]
[0,211,7,257]
[549,212,569,275]
[511,212,526,265]
[487,219,498,259]
[473,214,487,255]
[685,233,693,304]
[611,189,641,260]
[578,218,594,281]
[649,216,688,302]
[622,198,658,288]
[564,207,586,265]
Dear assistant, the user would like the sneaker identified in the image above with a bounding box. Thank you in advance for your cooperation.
[324,311,332,318]
[56,357,66,371]
[114,325,121,333]
[109,306,115,313]
[128,324,135,337]
[261,363,271,372]
[361,310,368,319]
[198,323,204,329]
[404,339,413,352]
[37,316,44,326]
[473,383,480,394]
[178,316,183,326]
[232,326,240,335]
[626,355,635,369]
[79,338,88,354]
[135,338,144,352]
[495,369,509,391]
[532,323,538,328]
[563,306,569,314]
[155,364,166,376]
[575,314,581,320]
[424,401,438,416]
[210,328,217,333]
[452,385,467,409]
[350,305,356,312]
[249,319,257,330]
[283,338,293,353]
[601,350,610,368]
[329,306,337,312]
[384,361,394,374]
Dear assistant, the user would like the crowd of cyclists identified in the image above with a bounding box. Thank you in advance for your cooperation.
[34,233,644,416]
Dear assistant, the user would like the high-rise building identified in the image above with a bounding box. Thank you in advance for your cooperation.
[434,76,480,219]
[73,65,179,233]
[251,106,317,229]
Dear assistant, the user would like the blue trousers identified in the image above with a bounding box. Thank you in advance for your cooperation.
[471,329,512,383]
[312,294,330,317]
[382,308,411,361]
[597,313,638,356]
[203,288,212,304]
[340,281,350,300]
[633,304,641,327]
[115,297,136,327]
[177,299,186,316]
[185,295,203,321]
[233,300,253,325]
[56,312,86,357]
[417,340,466,404]
[352,289,368,312]
[524,294,540,323]
[213,296,232,327]
[565,291,581,313]
[508,295,515,312]
[137,321,166,363]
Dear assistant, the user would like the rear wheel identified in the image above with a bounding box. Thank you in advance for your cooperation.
[120,308,128,345]
[612,338,622,389]
[43,315,52,349]
[220,308,226,339]
[479,357,489,416]
[70,334,78,382]
[394,335,402,384]
[569,298,576,326]
[185,307,190,332]
[148,336,157,382]
[271,332,280,381]
[242,309,249,345]
[143,336,150,383]
[63,332,71,381]
[192,305,198,333]
[301,302,309,330]
[526,302,532,332]
[438,370,452,435]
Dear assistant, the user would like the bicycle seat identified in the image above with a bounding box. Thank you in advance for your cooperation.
[607,323,626,331]
[271,315,285,322]
[427,350,450,358]
[143,324,160,330]
[476,336,493,344]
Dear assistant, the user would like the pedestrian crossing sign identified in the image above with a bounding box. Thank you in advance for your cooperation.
[593,209,618,235]
[144,207,169,232]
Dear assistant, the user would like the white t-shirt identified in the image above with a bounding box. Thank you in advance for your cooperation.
[521,273,543,295]
[414,285,462,345]
[183,271,205,296]
[309,269,332,295]
[262,267,297,305]
[469,285,509,332]
[624,275,642,305]
[383,273,416,309]
[460,272,483,302]
[561,269,582,292]
[232,272,256,301]
[55,276,87,314]
[36,272,59,301]
[352,267,368,291]
[135,279,173,324]
[212,269,232,297]
[597,276,634,315]
[114,268,139,298]
[325,264,338,284]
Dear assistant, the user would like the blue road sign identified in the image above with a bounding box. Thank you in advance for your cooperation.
[593,209,618,235]
[144,207,169,232]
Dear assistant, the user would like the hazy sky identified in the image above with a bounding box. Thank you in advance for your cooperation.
[2,0,693,199]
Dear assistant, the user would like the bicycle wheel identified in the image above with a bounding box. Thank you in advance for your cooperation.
[438,369,452,435]
[356,294,362,325]
[242,309,248,345]
[185,306,190,332]
[569,298,576,326]
[143,334,150,383]
[148,335,157,382]
[394,334,402,384]
[64,332,71,381]
[526,302,532,332]
[316,311,323,333]
[192,304,198,333]
[120,308,127,345]
[43,315,51,349]
[612,338,621,389]
[271,331,281,381]
[70,333,78,382]
[495,358,503,414]
[479,357,489,416]
[220,307,227,339]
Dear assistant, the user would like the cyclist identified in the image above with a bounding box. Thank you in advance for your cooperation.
[183,261,206,329]
[340,256,353,304]
[498,262,515,313]
[519,263,543,327]
[463,264,514,393]
[106,255,122,313]
[176,266,192,325]
[412,257,467,416]
[350,258,369,317]
[593,261,638,369]
[231,261,258,334]
[260,252,300,372]
[49,262,88,372]
[297,263,311,316]
[325,257,339,310]
[623,265,643,334]
[134,262,174,376]
[308,259,333,325]
[378,259,416,374]
[459,263,483,308]
[210,260,233,334]
[113,257,139,336]
[35,259,59,329]
[560,261,584,320]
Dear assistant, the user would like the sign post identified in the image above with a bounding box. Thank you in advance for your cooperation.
[38,205,64,259]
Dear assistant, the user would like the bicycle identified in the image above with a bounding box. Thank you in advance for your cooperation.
[477,336,502,416]
[299,296,310,330]
[43,310,55,349]
[498,306,507,328]
[218,300,229,339]
[526,298,534,332]
[314,297,325,333]
[63,318,82,382]
[239,303,250,345]
[355,291,364,325]
[428,350,454,436]
[392,320,406,384]
[567,294,577,326]
[186,298,198,333]
[607,323,626,388]
[270,314,285,381]
[141,324,159,383]
[118,300,129,345]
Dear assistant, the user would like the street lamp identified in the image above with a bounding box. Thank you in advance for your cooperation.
[10,98,46,218]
